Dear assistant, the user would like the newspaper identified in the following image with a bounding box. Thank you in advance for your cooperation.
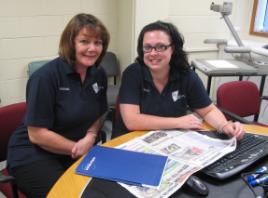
[116,130,237,198]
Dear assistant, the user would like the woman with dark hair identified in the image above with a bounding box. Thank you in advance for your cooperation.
[113,21,244,140]
[7,13,110,197]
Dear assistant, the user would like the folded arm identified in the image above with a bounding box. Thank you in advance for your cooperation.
[28,126,75,156]
[28,118,103,158]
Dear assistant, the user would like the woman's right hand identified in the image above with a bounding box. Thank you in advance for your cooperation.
[176,114,203,130]
[71,133,96,159]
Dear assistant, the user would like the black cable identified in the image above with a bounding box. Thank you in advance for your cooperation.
[256,173,268,198]
[260,184,268,198]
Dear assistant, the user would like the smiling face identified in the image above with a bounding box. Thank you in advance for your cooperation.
[143,30,173,72]
[74,27,103,71]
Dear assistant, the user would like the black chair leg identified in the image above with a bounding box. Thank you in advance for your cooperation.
[95,131,107,144]
[11,181,19,198]
[101,131,107,143]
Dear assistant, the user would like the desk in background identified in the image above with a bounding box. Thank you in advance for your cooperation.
[191,59,268,96]
[47,125,268,198]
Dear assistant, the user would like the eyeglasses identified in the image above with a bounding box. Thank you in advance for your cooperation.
[143,44,172,53]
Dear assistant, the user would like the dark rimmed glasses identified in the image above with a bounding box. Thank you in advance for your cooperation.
[143,43,172,53]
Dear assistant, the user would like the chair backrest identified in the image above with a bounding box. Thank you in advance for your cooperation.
[99,51,120,85]
[217,81,260,120]
[0,102,26,161]
[28,60,50,77]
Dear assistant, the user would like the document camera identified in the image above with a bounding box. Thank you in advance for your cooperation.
[210,2,232,16]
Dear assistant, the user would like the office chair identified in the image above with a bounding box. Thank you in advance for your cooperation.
[28,59,50,77]
[99,51,120,109]
[99,52,120,140]
[217,80,268,125]
[0,102,27,198]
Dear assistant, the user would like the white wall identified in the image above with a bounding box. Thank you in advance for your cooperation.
[0,0,118,106]
[169,0,232,51]
[132,0,230,61]
[1,0,267,108]
[117,0,135,72]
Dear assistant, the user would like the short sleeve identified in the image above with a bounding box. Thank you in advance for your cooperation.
[119,64,142,105]
[186,71,212,109]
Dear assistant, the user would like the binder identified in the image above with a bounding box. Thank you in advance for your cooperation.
[76,145,168,187]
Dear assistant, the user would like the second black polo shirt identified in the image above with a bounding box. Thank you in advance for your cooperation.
[113,63,211,138]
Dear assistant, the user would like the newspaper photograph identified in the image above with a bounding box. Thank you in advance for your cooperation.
[116,130,237,198]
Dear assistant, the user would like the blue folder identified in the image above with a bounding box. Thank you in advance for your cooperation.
[76,145,168,187]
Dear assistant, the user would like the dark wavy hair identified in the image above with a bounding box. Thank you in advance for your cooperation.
[136,21,190,72]
[59,13,110,67]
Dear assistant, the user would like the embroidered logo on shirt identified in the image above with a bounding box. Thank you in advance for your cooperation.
[92,83,99,93]
[59,87,70,91]
[172,90,185,102]
[143,88,150,93]
[172,91,179,101]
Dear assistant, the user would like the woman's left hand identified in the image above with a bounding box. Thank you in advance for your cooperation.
[222,121,244,140]
[71,133,96,159]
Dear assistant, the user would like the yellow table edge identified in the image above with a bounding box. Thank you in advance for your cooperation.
[47,124,268,198]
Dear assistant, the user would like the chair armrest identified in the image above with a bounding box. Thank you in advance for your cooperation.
[219,107,253,124]
[0,172,15,183]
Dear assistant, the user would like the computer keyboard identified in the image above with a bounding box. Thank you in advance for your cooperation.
[201,133,268,180]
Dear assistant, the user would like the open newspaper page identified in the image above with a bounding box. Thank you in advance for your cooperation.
[116,130,237,198]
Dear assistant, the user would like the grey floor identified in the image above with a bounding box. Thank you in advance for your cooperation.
[0,192,5,198]
[102,119,113,141]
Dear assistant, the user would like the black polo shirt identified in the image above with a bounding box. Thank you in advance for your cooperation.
[7,57,107,168]
[112,63,211,138]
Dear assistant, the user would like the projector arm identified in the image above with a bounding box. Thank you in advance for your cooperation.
[210,2,244,47]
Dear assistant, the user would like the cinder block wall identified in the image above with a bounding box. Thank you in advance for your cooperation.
[0,0,118,106]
